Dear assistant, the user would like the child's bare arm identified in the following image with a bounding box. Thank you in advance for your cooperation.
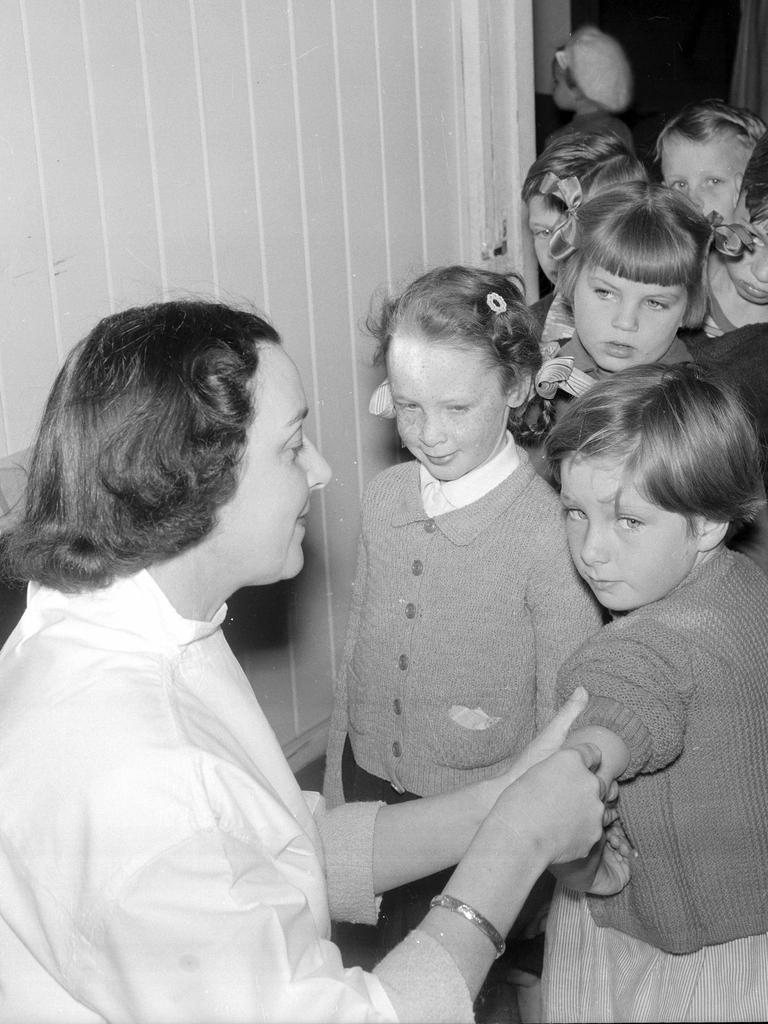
[565,724,630,791]
[549,725,632,893]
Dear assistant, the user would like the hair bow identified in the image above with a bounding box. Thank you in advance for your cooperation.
[534,356,594,400]
[369,379,396,418]
[539,172,583,261]
[708,210,761,258]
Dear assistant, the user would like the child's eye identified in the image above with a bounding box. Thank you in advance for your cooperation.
[564,507,586,521]
[706,177,723,186]
[668,180,686,191]
[290,440,306,462]
[593,287,614,299]
[618,515,643,530]
[645,299,668,311]
[533,228,551,238]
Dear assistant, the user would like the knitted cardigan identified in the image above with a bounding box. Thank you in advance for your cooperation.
[556,548,768,954]
[324,452,602,807]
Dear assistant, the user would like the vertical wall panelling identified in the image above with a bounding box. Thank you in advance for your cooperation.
[0,3,57,452]
[0,1,535,769]
[487,0,538,296]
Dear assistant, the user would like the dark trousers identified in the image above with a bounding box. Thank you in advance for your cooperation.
[340,736,552,971]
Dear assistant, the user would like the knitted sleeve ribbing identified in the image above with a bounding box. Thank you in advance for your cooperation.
[556,625,690,778]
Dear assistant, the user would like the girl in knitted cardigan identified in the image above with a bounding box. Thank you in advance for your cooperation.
[323,266,602,985]
[542,363,768,1022]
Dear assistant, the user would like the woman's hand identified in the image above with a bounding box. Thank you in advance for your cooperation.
[487,739,605,867]
[480,686,590,809]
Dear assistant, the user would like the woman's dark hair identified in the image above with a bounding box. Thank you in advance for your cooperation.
[4,300,280,590]
[366,265,543,439]
[546,363,764,539]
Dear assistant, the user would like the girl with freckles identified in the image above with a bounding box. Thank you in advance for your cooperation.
[324,266,602,969]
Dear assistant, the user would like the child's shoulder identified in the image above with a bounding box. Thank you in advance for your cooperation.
[363,459,418,500]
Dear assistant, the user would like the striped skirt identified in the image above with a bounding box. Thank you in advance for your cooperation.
[542,885,768,1022]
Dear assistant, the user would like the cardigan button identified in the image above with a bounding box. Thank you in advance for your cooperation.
[405,602,416,619]
[392,741,402,757]
[393,698,402,715]
[424,519,437,533]
[411,560,423,575]
[398,654,409,670]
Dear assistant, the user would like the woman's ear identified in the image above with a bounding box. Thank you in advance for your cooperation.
[693,516,729,553]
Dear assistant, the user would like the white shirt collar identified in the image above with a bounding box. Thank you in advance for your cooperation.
[419,431,520,514]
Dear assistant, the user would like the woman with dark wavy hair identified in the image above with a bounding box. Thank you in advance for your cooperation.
[0,299,607,1023]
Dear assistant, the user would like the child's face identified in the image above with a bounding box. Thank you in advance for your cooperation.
[386,332,527,481]
[722,197,768,305]
[661,133,747,220]
[559,454,711,612]
[527,195,563,284]
[573,266,686,372]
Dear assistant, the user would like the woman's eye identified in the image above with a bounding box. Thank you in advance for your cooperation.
[533,228,551,238]
[707,178,723,186]
[291,441,306,462]
[669,180,686,191]
[564,507,586,520]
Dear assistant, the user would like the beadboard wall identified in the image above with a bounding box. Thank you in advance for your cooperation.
[0,0,535,769]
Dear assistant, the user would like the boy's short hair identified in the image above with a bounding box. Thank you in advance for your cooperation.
[655,98,766,165]
[522,130,647,209]
[3,300,278,590]
[555,181,711,328]
[740,131,768,224]
[554,25,633,113]
[546,363,764,537]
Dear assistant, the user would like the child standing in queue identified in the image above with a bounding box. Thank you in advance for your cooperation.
[323,266,602,970]
[532,180,711,415]
[541,363,768,1022]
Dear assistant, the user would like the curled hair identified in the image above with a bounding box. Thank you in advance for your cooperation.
[522,130,647,210]
[366,265,543,441]
[655,97,766,166]
[555,181,711,327]
[741,131,768,225]
[4,300,279,590]
[546,363,764,538]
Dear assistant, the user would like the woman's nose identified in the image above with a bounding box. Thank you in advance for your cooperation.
[304,437,332,490]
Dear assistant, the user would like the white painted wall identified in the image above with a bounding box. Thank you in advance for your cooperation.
[0,0,535,768]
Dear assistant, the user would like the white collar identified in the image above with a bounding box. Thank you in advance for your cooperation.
[419,432,520,514]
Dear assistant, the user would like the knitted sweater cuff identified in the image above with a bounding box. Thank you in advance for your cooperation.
[576,694,652,778]
[317,799,383,925]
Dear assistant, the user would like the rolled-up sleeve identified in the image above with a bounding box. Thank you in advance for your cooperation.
[556,628,690,778]
[315,797,383,925]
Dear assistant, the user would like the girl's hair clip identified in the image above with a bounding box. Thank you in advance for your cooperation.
[369,379,396,418]
[540,172,583,261]
[486,292,507,313]
[708,210,760,257]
